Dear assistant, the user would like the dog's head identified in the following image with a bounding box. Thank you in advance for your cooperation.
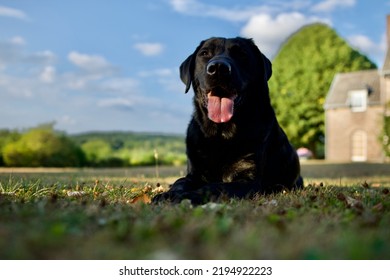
[180,37,272,124]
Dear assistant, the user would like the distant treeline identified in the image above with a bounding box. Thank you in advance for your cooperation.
[0,124,186,167]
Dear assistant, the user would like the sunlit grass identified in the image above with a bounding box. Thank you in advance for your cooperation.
[0,167,389,259]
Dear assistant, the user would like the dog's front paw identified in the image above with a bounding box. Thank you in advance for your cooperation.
[152,190,185,204]
[152,190,205,205]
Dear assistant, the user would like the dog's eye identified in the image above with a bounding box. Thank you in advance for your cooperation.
[198,49,210,57]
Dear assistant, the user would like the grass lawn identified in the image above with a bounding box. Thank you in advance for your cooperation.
[0,163,389,259]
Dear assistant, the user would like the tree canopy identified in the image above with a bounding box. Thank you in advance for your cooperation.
[3,124,85,167]
[268,23,377,157]
[0,126,186,167]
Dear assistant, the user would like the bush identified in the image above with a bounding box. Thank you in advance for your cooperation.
[160,152,187,166]
[128,149,156,166]
[0,130,21,166]
[3,127,85,167]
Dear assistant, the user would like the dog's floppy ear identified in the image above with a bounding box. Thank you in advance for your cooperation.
[262,54,272,81]
[180,54,194,94]
[180,40,205,94]
[248,39,272,82]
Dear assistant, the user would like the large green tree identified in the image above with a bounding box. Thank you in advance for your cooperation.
[269,23,376,157]
[3,125,85,167]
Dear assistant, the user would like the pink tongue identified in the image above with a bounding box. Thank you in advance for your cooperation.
[207,95,235,123]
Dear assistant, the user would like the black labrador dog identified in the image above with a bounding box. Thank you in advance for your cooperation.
[153,37,302,204]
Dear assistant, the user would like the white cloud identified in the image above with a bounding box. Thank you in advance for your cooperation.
[28,50,56,65]
[0,39,56,71]
[100,77,139,93]
[0,36,49,67]
[63,73,95,90]
[97,97,134,110]
[39,66,56,83]
[56,115,76,126]
[348,35,377,51]
[138,68,174,77]
[9,36,26,46]
[66,52,119,90]
[168,1,331,58]
[0,36,188,134]
[241,12,327,57]
[311,0,356,12]
[0,5,28,20]
[168,0,272,22]
[169,0,195,13]
[158,76,183,94]
[64,52,139,95]
[0,74,34,97]
[68,51,115,72]
[138,67,184,93]
[133,42,164,56]
[0,37,59,97]
[347,33,386,64]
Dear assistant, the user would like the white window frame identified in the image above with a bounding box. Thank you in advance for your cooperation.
[348,89,367,112]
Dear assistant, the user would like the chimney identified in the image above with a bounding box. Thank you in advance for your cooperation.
[387,15,390,48]
[383,15,390,73]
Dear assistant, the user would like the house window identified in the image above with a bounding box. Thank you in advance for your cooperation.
[351,130,367,162]
[349,90,367,112]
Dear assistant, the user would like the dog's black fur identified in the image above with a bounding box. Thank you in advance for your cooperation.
[153,37,303,205]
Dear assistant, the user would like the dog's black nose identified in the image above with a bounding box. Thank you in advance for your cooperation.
[206,60,231,77]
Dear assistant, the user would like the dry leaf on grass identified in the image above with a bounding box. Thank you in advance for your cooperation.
[130,193,151,204]
[372,202,384,212]
[337,193,364,209]
[152,186,165,194]
[345,196,364,209]
[143,185,152,193]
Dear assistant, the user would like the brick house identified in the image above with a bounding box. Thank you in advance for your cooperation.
[324,16,390,162]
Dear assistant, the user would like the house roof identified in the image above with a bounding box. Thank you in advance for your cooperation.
[324,69,382,110]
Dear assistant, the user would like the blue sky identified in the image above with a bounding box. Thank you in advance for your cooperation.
[0,0,389,134]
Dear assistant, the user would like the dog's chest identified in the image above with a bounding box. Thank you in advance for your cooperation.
[192,137,258,182]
